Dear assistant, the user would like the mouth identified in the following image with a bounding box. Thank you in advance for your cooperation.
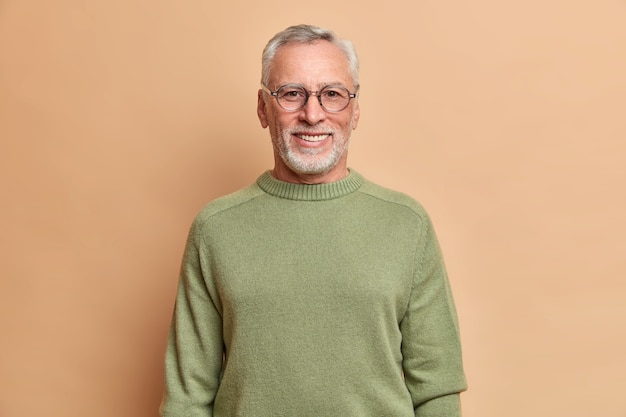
[295,133,331,142]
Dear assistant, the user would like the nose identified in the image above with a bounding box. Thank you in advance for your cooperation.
[298,94,327,125]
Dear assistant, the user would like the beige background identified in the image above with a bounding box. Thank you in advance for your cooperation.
[1,1,625,416]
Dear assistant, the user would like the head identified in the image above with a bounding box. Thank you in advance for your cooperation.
[257,24,361,184]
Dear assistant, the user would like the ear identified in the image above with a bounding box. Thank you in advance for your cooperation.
[351,101,360,130]
[257,90,269,128]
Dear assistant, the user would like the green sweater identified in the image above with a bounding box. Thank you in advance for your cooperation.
[161,170,467,417]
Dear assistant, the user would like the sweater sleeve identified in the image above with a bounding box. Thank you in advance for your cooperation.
[160,219,224,417]
[400,213,467,417]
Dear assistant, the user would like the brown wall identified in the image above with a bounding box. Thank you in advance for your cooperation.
[1,1,624,416]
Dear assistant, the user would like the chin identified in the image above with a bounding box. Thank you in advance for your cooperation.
[286,148,348,175]
[288,163,333,176]
[285,153,340,174]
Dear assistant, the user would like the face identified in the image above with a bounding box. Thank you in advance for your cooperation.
[257,41,360,184]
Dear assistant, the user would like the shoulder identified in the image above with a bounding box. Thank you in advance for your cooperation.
[191,182,265,230]
[356,176,431,221]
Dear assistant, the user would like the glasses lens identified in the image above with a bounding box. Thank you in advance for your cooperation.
[276,86,307,110]
[320,86,351,112]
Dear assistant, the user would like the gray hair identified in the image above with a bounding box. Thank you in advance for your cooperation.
[261,24,360,88]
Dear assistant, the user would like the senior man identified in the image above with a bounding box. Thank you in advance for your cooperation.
[160,24,467,417]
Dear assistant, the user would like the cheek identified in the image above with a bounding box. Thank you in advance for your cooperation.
[267,116,289,142]
[336,115,356,133]
[270,113,298,133]
[269,115,284,135]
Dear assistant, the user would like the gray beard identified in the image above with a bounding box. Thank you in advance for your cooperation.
[278,133,349,175]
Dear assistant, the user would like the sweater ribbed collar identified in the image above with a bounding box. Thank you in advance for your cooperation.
[256,169,365,201]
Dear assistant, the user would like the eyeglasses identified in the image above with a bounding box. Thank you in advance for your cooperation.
[261,84,358,113]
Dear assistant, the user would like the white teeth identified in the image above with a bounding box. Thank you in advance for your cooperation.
[298,134,329,142]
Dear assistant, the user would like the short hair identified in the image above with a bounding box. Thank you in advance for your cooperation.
[261,24,360,88]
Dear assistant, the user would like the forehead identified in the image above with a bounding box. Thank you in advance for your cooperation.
[269,40,353,88]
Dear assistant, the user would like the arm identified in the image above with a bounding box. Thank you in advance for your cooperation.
[401,214,467,417]
[160,219,224,417]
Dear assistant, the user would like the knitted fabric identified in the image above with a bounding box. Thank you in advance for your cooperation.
[161,169,467,417]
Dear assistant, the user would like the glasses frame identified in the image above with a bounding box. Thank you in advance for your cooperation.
[261,83,359,113]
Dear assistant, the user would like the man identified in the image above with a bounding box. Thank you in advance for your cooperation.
[160,24,467,417]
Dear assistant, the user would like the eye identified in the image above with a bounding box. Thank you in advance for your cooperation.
[322,88,348,100]
[278,87,306,100]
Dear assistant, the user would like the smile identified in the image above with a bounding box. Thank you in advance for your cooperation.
[296,134,331,142]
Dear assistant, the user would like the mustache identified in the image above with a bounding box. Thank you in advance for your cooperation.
[285,126,335,134]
